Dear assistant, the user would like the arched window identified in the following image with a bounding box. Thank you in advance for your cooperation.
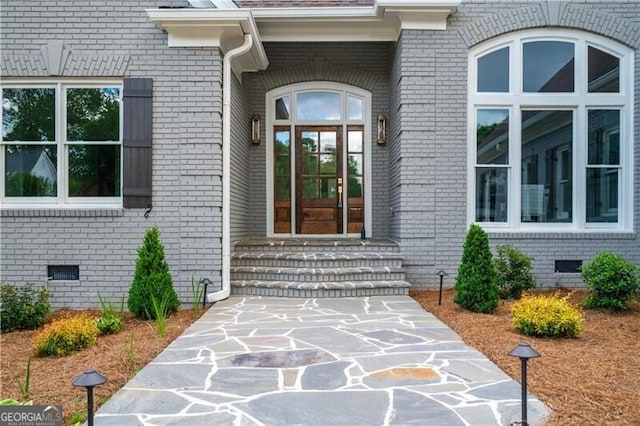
[468,29,633,232]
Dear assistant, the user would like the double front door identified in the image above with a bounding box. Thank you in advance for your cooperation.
[273,125,364,235]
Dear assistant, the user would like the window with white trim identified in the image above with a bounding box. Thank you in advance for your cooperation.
[468,30,633,232]
[1,82,122,207]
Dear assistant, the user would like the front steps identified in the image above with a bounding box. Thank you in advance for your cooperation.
[230,239,411,297]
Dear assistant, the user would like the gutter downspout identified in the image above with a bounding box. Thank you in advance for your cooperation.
[207,33,253,302]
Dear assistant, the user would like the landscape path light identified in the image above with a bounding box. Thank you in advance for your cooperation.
[199,277,212,308]
[508,342,540,426]
[435,270,448,305]
[72,368,107,426]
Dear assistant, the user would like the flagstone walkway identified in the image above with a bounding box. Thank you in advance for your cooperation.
[96,296,550,425]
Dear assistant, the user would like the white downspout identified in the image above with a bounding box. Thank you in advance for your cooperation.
[207,33,253,302]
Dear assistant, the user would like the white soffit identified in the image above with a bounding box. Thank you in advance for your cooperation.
[253,1,461,42]
[146,8,269,73]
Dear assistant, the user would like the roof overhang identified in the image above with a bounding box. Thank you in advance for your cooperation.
[146,8,269,76]
[253,1,460,42]
[146,1,460,73]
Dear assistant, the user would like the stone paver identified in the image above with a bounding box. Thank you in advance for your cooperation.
[96,296,550,425]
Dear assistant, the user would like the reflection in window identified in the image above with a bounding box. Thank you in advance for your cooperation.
[475,109,509,222]
[68,145,120,197]
[4,145,57,196]
[347,128,364,199]
[67,88,120,141]
[275,96,290,120]
[274,130,290,200]
[588,46,619,93]
[523,41,574,92]
[521,110,573,223]
[587,110,619,222]
[476,167,508,222]
[348,96,363,120]
[477,109,509,165]
[2,88,55,141]
[297,92,341,120]
[477,47,509,92]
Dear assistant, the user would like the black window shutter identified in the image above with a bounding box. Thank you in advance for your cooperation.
[123,78,153,208]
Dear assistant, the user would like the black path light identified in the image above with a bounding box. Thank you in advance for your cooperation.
[435,270,448,305]
[199,278,212,308]
[508,342,541,426]
[72,369,107,426]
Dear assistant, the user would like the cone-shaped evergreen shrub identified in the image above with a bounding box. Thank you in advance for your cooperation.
[128,226,180,319]
[454,224,499,313]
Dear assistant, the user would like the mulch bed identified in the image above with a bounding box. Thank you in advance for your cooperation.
[1,308,206,425]
[410,289,640,425]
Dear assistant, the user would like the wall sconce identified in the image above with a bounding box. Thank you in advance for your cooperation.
[377,114,386,145]
[251,114,261,145]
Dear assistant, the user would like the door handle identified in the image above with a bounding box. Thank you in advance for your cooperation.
[337,178,343,208]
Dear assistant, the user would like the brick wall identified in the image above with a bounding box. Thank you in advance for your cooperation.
[393,1,640,288]
[0,1,225,308]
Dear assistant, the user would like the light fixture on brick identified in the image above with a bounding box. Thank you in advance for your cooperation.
[377,114,386,145]
[251,114,261,144]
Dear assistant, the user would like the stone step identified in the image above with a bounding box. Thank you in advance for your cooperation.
[230,238,408,298]
[230,279,411,298]
[232,252,403,268]
[233,239,400,253]
[230,266,406,282]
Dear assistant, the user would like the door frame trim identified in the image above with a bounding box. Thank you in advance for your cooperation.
[266,82,372,237]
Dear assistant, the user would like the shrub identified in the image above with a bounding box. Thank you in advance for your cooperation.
[0,283,51,333]
[494,245,536,300]
[128,226,180,320]
[34,315,99,357]
[580,251,640,311]
[454,224,499,313]
[511,293,584,338]
[94,292,123,335]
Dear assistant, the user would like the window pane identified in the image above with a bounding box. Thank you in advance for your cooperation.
[274,129,290,200]
[348,95,363,120]
[275,154,289,176]
[521,110,573,222]
[275,130,290,153]
[68,145,120,197]
[475,167,508,222]
[275,176,290,200]
[588,46,619,93]
[588,110,619,165]
[348,176,363,198]
[319,154,336,174]
[348,154,363,175]
[523,41,574,92]
[477,47,509,92]
[303,154,318,174]
[348,130,363,152]
[4,145,57,196]
[319,132,336,153]
[477,109,509,165]
[275,96,290,120]
[296,92,341,120]
[586,168,618,223]
[2,88,55,141]
[301,131,318,152]
[67,88,120,141]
